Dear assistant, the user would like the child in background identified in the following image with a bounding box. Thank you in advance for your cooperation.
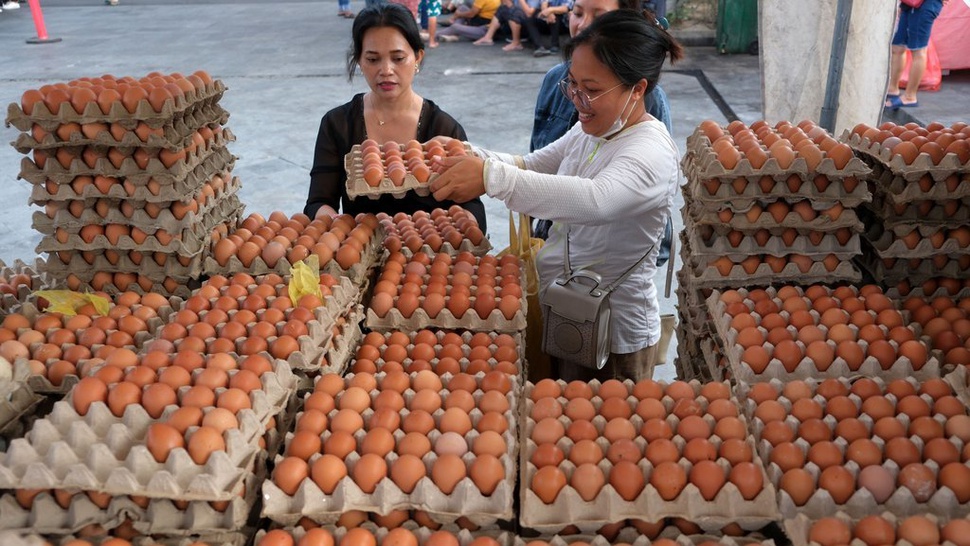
[419,0,443,47]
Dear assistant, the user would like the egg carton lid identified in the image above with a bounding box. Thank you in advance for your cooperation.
[344,142,472,201]
[686,230,861,262]
[13,106,230,153]
[28,154,236,204]
[4,79,227,131]
[783,511,964,546]
[841,131,970,181]
[256,527,514,546]
[684,201,865,234]
[19,136,235,187]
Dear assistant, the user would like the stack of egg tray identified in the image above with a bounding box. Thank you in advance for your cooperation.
[842,122,970,290]
[5,72,243,298]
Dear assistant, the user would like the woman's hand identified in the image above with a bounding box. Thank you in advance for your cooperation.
[429,155,487,203]
[315,205,339,219]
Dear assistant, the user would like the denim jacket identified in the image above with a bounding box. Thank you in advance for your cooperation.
[530,61,672,152]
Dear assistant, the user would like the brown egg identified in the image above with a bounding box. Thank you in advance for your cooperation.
[780,468,815,506]
[728,461,763,500]
[898,462,937,502]
[648,461,684,501]
[898,516,940,546]
[810,518,852,546]
[187,426,226,465]
[689,460,725,500]
[146,423,185,464]
[532,466,567,503]
[352,453,388,493]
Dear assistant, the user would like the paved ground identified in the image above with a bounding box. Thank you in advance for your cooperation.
[0,0,966,379]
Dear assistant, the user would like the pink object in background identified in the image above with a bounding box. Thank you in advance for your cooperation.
[931,0,970,70]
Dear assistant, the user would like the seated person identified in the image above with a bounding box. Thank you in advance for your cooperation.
[522,0,570,56]
[438,0,500,41]
[473,0,526,49]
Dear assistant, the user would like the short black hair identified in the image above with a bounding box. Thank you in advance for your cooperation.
[347,3,425,81]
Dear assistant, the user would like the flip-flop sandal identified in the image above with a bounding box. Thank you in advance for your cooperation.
[899,99,919,108]
[885,95,904,109]
[473,40,493,46]
[502,44,524,51]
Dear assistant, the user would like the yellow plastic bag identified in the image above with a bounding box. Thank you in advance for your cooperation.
[497,212,551,381]
[288,255,323,305]
[33,290,110,316]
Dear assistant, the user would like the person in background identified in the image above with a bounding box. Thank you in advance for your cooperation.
[338,0,356,19]
[472,0,522,48]
[526,0,570,57]
[437,0,499,42]
[504,0,543,51]
[885,0,947,108]
[419,0,442,46]
[430,9,683,381]
[305,3,487,230]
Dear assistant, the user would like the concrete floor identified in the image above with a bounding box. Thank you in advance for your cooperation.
[0,0,964,380]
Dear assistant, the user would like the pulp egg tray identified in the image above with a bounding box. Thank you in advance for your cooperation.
[1,534,248,546]
[684,129,871,181]
[867,165,970,203]
[33,173,241,235]
[4,78,227,130]
[56,272,200,299]
[0,450,266,535]
[687,229,861,262]
[41,247,207,281]
[674,340,719,383]
[287,303,364,375]
[681,254,862,290]
[853,247,970,285]
[35,195,244,256]
[886,284,970,301]
[515,529,778,545]
[520,379,780,534]
[0,258,58,315]
[377,211,491,257]
[28,152,236,204]
[13,107,230,153]
[841,131,970,181]
[705,289,942,383]
[261,372,519,526]
[862,224,970,259]
[344,142,472,200]
[0,382,43,435]
[348,329,524,378]
[255,528,514,546]
[868,192,970,228]
[682,169,871,211]
[19,136,234,187]
[202,226,383,286]
[684,200,865,233]
[784,511,963,546]
[944,366,970,407]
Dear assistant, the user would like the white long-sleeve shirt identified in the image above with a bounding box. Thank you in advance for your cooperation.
[477,118,679,353]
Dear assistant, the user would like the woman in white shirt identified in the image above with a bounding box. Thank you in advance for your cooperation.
[430,9,683,381]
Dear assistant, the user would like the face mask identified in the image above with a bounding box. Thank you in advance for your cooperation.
[597,88,635,140]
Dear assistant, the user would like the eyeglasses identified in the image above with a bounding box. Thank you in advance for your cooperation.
[558,78,625,110]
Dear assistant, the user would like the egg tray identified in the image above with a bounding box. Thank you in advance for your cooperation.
[261,372,519,526]
[13,106,231,153]
[684,202,865,234]
[18,135,235,187]
[4,78,227,131]
[705,292,943,384]
[0,258,60,316]
[783,511,962,546]
[29,153,237,204]
[681,254,862,290]
[517,528,779,546]
[687,230,861,262]
[867,192,970,228]
[840,131,970,182]
[33,173,241,235]
[35,196,244,256]
[349,330,525,378]
[344,142,472,201]
[256,527,514,546]
[683,130,871,182]
[885,284,970,302]
[945,366,970,407]
[283,303,364,375]
[3,534,249,546]
[520,380,780,533]
[681,170,872,211]
[0,381,44,437]
[55,272,200,300]
[0,450,266,535]
[385,231,494,258]
[41,248,207,283]
[861,225,970,260]
[852,248,970,286]
[866,164,970,204]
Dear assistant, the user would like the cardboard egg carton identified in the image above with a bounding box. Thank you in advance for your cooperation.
[866,164,970,202]
[885,284,970,301]
[301,306,365,380]
[255,527,514,546]
[8,534,249,546]
[350,330,524,377]
[868,192,970,228]
[853,247,970,285]
[41,248,206,281]
[945,366,970,407]
[705,289,942,383]
[261,372,519,526]
[682,172,871,210]
[684,202,865,234]
[840,131,970,181]
[0,381,43,437]
[784,511,960,546]
[53,272,199,299]
[681,255,861,290]
[516,527,778,546]
[687,230,861,262]
[683,129,871,183]
[33,173,240,234]
[4,79,227,131]
[0,258,60,315]
[344,142,472,200]
[519,379,779,534]
[0,447,266,536]
[29,153,236,203]
[377,211,491,257]
[19,136,234,187]
[862,225,970,259]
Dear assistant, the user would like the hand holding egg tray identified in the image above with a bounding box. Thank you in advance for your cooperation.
[785,511,970,546]
[520,379,780,534]
[705,286,942,384]
[345,139,473,200]
[842,123,970,182]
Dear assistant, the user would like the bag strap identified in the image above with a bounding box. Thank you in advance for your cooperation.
[563,222,661,296]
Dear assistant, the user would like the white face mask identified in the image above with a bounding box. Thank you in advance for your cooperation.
[597,88,635,140]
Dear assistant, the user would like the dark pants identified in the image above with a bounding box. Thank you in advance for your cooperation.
[522,12,565,49]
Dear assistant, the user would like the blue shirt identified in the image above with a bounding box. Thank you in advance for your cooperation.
[530,61,672,152]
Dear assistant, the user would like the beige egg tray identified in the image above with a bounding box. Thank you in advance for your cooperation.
[384,231,494,258]
[841,131,970,181]
[854,247,970,286]
[867,164,970,202]
[350,330,524,375]
[13,107,230,153]
[0,382,44,437]
[41,247,207,281]
[255,527,514,546]
[681,170,871,211]
[885,284,970,302]
[33,172,240,234]
[29,153,236,204]
[869,192,970,228]
[0,533,247,546]
[0,451,265,535]
[687,230,861,262]
[945,366,970,407]
[862,226,970,259]
[4,79,227,131]
[283,303,364,374]
[517,529,778,545]
[520,380,780,533]
[684,201,865,234]
[19,135,234,187]
[0,258,59,315]
[784,511,958,546]
[262,373,519,526]
[344,142,472,200]
[678,250,862,290]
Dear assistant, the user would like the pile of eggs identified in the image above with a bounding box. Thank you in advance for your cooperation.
[902,295,970,367]
[848,121,970,166]
[358,138,466,187]
[0,291,172,386]
[270,370,513,501]
[258,528,502,546]
[895,277,970,298]
[526,379,766,508]
[808,515,970,546]
[750,377,970,509]
[379,208,485,254]
[211,212,376,271]
[369,251,522,322]
[697,119,855,174]
[27,540,216,546]
[719,285,929,375]
[0,271,33,296]
[350,330,520,376]
[17,71,217,118]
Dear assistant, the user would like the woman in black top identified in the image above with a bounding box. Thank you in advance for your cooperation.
[305,2,487,232]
